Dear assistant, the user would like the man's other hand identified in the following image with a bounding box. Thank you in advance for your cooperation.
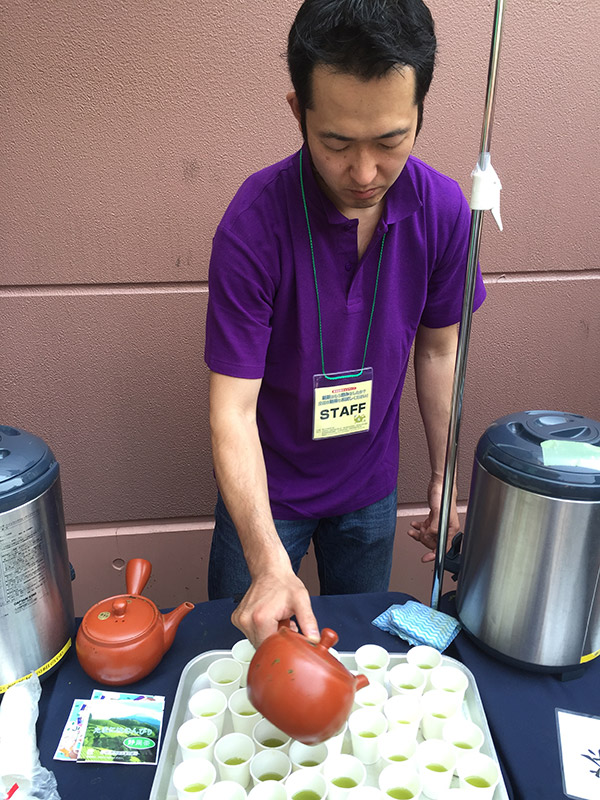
[407,478,460,563]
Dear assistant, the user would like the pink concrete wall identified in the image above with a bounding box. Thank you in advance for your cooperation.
[2,0,599,614]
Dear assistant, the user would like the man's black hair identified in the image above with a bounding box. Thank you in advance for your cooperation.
[287,0,436,136]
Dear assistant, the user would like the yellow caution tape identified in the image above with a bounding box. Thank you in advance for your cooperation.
[0,638,72,694]
[580,648,600,664]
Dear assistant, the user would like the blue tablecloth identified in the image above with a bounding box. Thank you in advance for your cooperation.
[34,591,599,799]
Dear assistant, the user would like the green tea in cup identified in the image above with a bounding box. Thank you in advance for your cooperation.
[292,792,321,800]
[184,784,206,793]
[466,776,491,787]
[262,737,285,748]
[224,757,246,765]
[386,789,413,799]
[187,741,208,750]
[359,731,377,738]
[260,772,283,781]
[331,777,357,788]
[426,763,447,772]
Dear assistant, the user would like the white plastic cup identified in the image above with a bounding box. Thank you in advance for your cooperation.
[203,781,247,800]
[188,688,228,736]
[383,694,422,738]
[378,761,422,799]
[388,663,427,698]
[406,646,442,690]
[285,768,328,799]
[456,752,500,798]
[354,644,390,684]
[377,730,418,767]
[207,657,243,698]
[353,679,389,711]
[429,665,469,704]
[441,717,485,768]
[289,740,329,772]
[323,753,367,800]
[246,782,288,800]
[228,688,261,736]
[172,758,217,799]
[348,707,388,764]
[252,718,292,753]
[324,721,347,756]
[249,749,292,786]
[177,717,219,762]
[214,732,255,786]
[232,639,256,688]
[415,738,457,799]
[420,690,462,740]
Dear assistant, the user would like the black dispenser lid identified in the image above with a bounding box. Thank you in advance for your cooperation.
[0,425,59,512]
[476,410,600,500]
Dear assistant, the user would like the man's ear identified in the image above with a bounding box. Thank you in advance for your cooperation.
[286,91,303,134]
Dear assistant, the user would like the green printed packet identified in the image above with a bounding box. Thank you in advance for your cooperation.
[76,698,164,765]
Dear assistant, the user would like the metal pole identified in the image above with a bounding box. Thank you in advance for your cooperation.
[431,0,506,610]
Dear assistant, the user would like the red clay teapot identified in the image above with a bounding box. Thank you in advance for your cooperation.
[247,624,369,744]
[76,558,194,685]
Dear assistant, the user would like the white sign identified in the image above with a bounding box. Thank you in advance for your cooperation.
[556,709,600,799]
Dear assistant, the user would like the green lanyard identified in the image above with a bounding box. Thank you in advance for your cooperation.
[299,148,386,381]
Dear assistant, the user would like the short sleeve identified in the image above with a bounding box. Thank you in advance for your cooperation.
[204,225,276,379]
[419,188,486,328]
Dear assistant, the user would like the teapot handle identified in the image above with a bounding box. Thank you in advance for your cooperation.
[126,558,152,596]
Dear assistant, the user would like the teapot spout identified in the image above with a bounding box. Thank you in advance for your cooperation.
[162,601,195,651]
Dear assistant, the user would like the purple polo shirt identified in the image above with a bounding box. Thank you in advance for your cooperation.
[205,145,486,519]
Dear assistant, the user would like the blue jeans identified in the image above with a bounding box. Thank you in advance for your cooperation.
[207,489,398,600]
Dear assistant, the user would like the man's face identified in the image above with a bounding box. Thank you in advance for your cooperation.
[288,65,419,217]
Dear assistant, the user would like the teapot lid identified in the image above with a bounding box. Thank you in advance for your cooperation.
[80,594,158,645]
[263,626,349,677]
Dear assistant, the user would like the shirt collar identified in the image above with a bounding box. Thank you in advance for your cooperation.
[298,143,422,231]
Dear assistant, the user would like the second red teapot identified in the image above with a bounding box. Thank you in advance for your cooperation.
[76,558,194,685]
[247,625,368,744]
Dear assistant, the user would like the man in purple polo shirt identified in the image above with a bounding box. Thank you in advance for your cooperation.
[205,0,486,646]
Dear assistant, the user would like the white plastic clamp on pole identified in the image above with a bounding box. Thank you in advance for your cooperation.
[470,151,503,231]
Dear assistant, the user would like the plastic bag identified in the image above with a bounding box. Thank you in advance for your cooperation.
[0,674,61,800]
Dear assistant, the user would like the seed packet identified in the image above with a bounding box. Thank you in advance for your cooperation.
[76,699,163,765]
[53,699,89,761]
[54,692,165,764]
[90,690,165,713]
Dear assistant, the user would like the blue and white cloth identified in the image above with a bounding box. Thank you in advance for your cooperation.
[372,600,461,652]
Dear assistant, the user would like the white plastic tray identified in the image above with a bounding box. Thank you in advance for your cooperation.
[150,650,509,799]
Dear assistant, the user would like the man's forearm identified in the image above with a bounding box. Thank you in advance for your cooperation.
[209,377,291,579]
[413,324,458,478]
